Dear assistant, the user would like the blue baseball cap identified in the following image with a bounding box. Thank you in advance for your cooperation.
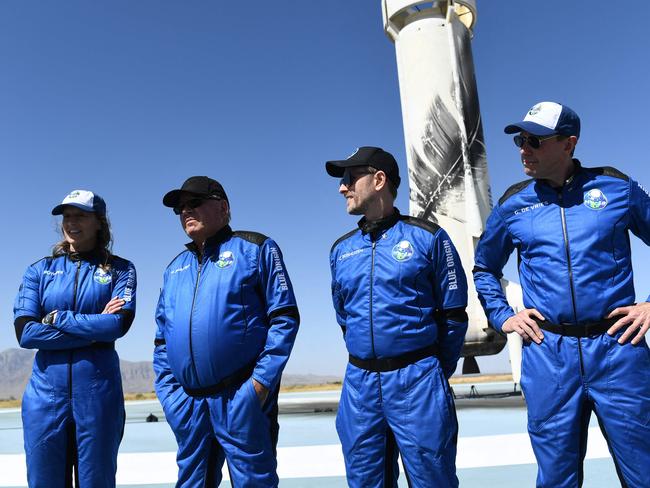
[504,101,580,138]
[51,190,107,216]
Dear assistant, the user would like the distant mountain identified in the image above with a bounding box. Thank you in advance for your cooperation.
[0,348,33,400]
[120,359,156,394]
[0,348,156,399]
[280,374,341,387]
[0,348,340,400]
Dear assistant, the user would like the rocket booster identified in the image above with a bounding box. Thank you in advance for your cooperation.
[382,0,509,359]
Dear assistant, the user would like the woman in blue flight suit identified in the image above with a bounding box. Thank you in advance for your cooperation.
[13,190,137,488]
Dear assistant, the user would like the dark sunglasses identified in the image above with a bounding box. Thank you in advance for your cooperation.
[340,169,373,187]
[513,134,557,149]
[173,197,219,215]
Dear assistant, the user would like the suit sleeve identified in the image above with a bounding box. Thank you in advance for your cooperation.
[628,179,650,302]
[153,283,184,405]
[473,206,517,331]
[252,239,300,391]
[432,229,469,378]
[14,263,93,350]
[329,251,347,337]
[53,261,137,342]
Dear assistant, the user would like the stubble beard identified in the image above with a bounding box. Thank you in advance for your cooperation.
[347,197,368,216]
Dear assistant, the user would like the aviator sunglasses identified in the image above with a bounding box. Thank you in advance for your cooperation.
[513,133,557,149]
[340,168,374,187]
[173,196,220,215]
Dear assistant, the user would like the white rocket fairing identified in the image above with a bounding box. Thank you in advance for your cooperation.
[382,0,522,370]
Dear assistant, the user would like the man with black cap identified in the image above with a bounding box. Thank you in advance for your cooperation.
[473,102,650,487]
[326,147,468,487]
[153,176,300,487]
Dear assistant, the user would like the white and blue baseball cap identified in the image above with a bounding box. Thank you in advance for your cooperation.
[504,101,580,138]
[51,190,107,216]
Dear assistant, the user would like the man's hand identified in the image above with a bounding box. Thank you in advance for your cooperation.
[102,297,125,315]
[252,378,269,406]
[502,309,545,344]
[606,302,650,345]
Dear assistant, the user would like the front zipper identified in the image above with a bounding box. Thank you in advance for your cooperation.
[558,195,579,322]
[69,260,81,400]
[188,256,203,383]
[72,260,81,310]
[370,240,377,359]
[370,239,383,403]
[558,193,585,376]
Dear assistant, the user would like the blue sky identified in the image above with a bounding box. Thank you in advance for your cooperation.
[1,1,649,376]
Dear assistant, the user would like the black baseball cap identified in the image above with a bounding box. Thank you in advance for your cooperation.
[326,146,401,188]
[163,176,229,208]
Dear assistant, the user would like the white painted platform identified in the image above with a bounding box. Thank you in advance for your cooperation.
[0,387,622,487]
[0,428,611,486]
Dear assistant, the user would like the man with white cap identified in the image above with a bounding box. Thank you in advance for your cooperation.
[473,102,650,487]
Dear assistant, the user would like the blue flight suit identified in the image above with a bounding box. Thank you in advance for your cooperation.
[14,251,136,488]
[474,161,650,487]
[330,211,468,488]
[154,225,299,487]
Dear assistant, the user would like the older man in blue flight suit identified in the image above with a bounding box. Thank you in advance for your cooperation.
[327,147,468,488]
[474,102,650,487]
[154,176,300,487]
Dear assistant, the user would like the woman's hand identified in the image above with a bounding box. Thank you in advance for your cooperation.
[102,297,125,315]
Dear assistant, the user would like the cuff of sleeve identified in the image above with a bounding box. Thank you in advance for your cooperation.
[441,363,456,379]
[494,310,515,334]
[52,310,71,331]
[252,374,272,391]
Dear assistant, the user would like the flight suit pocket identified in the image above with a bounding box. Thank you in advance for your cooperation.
[226,379,268,449]
[605,335,650,428]
[520,340,562,433]
[403,360,457,462]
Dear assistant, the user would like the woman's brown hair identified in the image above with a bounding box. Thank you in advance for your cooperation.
[52,213,113,268]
